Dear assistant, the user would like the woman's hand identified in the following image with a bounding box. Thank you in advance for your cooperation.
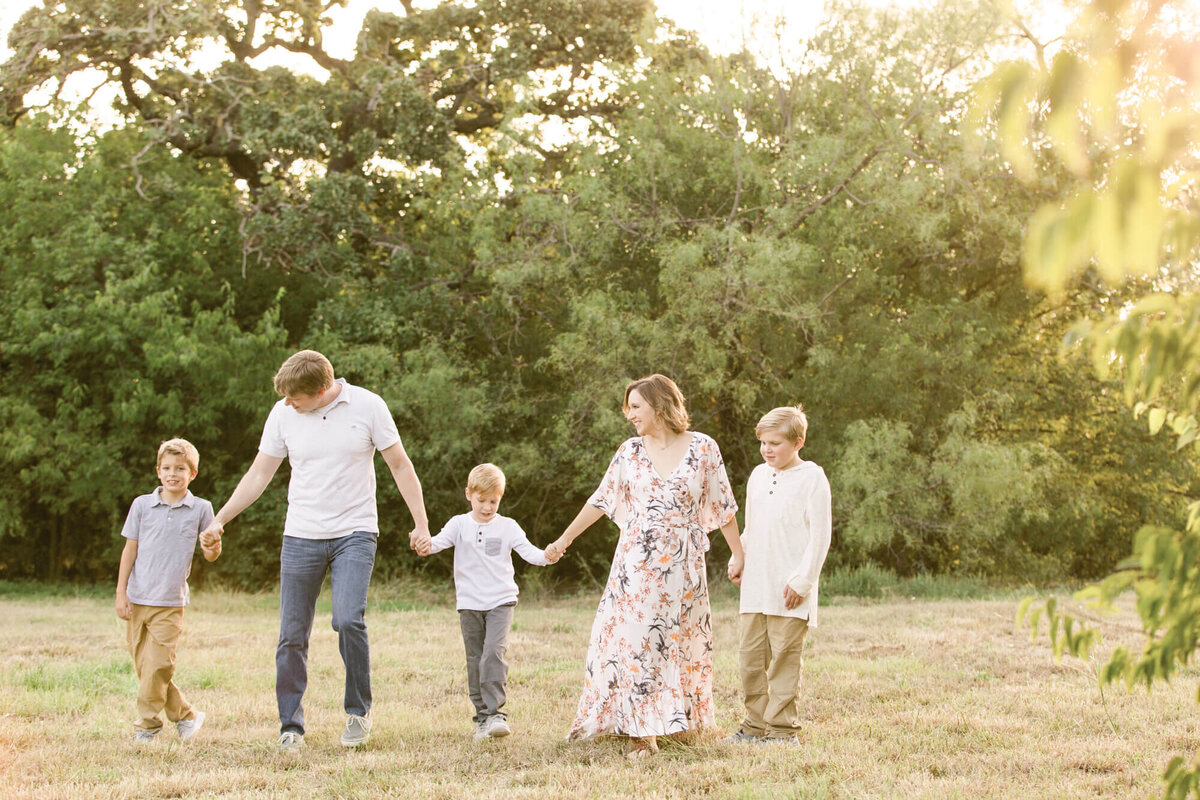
[727,553,744,585]
[544,537,569,563]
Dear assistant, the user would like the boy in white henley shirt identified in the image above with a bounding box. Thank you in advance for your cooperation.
[729,405,831,744]
[418,463,554,740]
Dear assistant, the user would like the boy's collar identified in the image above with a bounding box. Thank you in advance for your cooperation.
[153,486,194,507]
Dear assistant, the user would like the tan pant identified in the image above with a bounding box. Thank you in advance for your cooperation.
[127,604,194,732]
[738,613,808,737]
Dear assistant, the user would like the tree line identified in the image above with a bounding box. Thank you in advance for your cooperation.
[1,0,1193,588]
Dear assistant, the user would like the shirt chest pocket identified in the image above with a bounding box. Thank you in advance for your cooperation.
[161,513,195,542]
[484,537,502,557]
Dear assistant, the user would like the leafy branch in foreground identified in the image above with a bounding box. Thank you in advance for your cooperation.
[980,0,1200,796]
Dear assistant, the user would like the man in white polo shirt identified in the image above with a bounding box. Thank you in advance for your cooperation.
[199,350,429,751]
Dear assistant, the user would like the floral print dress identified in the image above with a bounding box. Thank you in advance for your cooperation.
[568,432,738,739]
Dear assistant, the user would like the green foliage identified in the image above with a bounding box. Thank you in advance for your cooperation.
[0,0,1193,595]
[823,564,899,599]
[980,0,1200,795]
[0,119,289,581]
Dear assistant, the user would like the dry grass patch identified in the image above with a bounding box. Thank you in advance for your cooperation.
[0,584,1196,799]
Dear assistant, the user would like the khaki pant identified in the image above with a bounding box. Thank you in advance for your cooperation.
[738,613,808,737]
[127,604,194,732]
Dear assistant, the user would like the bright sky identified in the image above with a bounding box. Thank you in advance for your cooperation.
[0,1,891,65]
[0,0,925,137]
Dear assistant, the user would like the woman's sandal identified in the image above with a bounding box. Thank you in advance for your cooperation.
[627,736,659,761]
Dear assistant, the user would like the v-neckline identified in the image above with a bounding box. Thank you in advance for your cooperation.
[641,433,696,482]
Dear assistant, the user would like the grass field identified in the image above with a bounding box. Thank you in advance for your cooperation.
[1,580,1197,799]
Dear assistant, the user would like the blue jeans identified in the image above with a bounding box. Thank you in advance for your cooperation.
[277,531,377,735]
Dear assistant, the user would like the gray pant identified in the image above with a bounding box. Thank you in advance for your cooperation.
[459,603,515,722]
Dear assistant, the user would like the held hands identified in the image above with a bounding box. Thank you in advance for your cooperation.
[783,585,803,610]
[201,538,222,561]
[727,553,744,586]
[409,528,432,557]
[543,537,568,564]
[199,520,223,561]
[199,521,223,549]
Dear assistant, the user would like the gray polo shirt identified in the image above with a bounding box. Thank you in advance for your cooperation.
[121,487,214,607]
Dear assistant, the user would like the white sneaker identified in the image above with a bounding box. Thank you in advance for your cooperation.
[278,731,305,752]
[485,715,511,739]
[133,728,159,745]
[176,710,206,743]
[472,720,489,742]
[341,713,371,747]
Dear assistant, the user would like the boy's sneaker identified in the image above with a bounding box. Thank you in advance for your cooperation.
[278,731,304,752]
[341,713,371,747]
[176,710,206,743]
[133,728,159,745]
[472,720,489,742]
[484,715,511,739]
[723,730,762,744]
[762,734,801,745]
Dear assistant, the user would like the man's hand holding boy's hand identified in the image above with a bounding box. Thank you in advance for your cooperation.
[409,529,432,556]
[115,590,131,620]
[783,586,803,610]
[199,521,223,549]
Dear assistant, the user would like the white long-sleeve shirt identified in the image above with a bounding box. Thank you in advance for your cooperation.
[429,513,551,611]
[739,461,832,625]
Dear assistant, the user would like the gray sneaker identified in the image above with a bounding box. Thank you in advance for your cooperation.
[762,735,800,745]
[278,731,305,752]
[341,713,371,747]
[133,728,159,745]
[485,715,511,739]
[724,730,762,744]
[176,710,206,743]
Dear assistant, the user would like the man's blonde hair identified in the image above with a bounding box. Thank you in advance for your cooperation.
[467,463,506,496]
[273,350,335,397]
[624,374,690,435]
[157,438,200,473]
[755,405,808,443]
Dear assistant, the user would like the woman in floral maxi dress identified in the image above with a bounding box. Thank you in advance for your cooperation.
[546,375,745,758]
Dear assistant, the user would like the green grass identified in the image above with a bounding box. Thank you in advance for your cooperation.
[0,583,1196,799]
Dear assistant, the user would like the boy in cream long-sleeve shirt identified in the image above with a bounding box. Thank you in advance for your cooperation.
[418,463,554,741]
[729,405,831,744]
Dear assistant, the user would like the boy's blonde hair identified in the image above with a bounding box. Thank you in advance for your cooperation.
[273,350,335,397]
[755,405,808,443]
[467,463,506,496]
[624,374,690,435]
[157,438,200,473]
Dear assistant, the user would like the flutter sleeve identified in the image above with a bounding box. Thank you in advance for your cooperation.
[587,440,633,531]
[697,434,738,532]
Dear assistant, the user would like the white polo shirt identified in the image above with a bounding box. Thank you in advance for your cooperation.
[258,379,401,539]
[429,513,551,611]
[739,460,832,625]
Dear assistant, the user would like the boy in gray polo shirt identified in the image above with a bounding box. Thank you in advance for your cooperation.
[417,463,555,740]
[115,438,221,744]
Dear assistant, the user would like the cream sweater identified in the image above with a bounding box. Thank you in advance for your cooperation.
[738,461,832,625]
